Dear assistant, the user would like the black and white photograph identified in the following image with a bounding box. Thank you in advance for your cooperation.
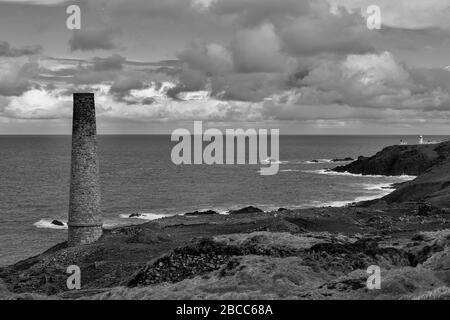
[1,0,450,307]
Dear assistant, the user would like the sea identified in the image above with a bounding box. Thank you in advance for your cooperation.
[1,135,447,266]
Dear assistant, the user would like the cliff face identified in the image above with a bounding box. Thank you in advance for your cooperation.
[333,142,450,176]
[384,161,450,207]
[333,141,450,207]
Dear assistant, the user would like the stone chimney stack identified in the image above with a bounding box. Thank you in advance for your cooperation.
[68,93,103,246]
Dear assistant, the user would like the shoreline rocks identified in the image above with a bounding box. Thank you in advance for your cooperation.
[309,157,354,163]
[333,141,450,208]
[228,206,264,215]
[51,220,65,227]
[332,157,354,162]
[184,210,219,216]
[333,142,449,176]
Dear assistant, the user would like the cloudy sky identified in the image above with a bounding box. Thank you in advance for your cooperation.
[1,0,450,134]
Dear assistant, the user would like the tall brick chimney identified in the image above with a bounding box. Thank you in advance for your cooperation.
[68,93,103,246]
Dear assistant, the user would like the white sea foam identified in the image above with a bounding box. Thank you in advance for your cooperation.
[34,219,67,230]
[261,158,289,165]
[303,169,382,177]
[34,219,127,230]
[179,208,231,216]
[279,169,300,172]
[303,159,354,164]
[303,169,416,180]
[195,207,230,215]
[395,175,418,181]
[308,192,392,208]
[304,159,333,164]
[119,213,171,221]
[311,180,406,208]
[300,171,416,208]
[361,182,395,191]
[312,200,354,208]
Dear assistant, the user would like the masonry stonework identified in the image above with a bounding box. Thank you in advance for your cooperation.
[68,93,103,247]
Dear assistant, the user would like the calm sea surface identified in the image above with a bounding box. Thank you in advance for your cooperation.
[1,135,448,265]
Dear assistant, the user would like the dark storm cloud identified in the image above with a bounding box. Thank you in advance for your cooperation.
[109,76,145,101]
[174,0,379,103]
[91,54,126,71]
[69,27,119,52]
[230,24,287,73]
[166,66,208,100]
[210,0,311,28]
[212,72,287,102]
[410,67,450,93]
[279,8,374,56]
[0,41,41,57]
[0,61,39,96]
[103,0,202,20]
[174,36,288,102]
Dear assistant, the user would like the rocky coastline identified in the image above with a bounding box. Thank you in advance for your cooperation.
[1,142,450,300]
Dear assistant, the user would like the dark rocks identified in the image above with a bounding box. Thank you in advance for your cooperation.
[332,141,450,208]
[128,250,233,287]
[384,160,450,207]
[418,203,435,216]
[128,234,306,287]
[51,220,65,227]
[278,208,288,212]
[308,157,354,163]
[228,206,263,215]
[319,276,367,291]
[333,142,448,176]
[129,213,143,218]
[306,239,410,272]
[417,203,450,216]
[332,157,354,162]
[184,210,219,216]
[128,238,240,287]
[128,233,417,289]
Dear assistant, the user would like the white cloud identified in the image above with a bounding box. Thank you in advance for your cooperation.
[3,88,72,119]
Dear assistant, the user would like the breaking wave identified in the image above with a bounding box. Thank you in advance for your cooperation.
[304,159,353,164]
[119,213,172,221]
[303,169,416,180]
[33,219,67,230]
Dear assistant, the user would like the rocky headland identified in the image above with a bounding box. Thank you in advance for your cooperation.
[334,140,450,207]
[1,141,450,300]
